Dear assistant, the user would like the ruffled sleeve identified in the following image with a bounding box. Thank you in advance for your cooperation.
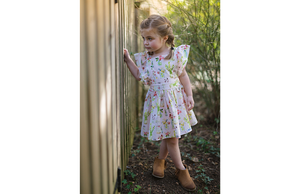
[174,45,190,76]
[134,51,150,85]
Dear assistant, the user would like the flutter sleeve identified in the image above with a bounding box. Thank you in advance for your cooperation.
[134,51,150,85]
[174,45,191,76]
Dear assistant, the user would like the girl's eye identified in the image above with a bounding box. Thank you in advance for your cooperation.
[148,38,152,40]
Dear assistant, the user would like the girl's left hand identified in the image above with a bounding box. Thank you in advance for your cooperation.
[124,48,130,62]
[186,96,195,111]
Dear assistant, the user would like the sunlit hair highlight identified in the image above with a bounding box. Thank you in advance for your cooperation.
[140,14,174,60]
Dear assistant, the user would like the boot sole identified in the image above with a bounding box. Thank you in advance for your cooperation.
[180,184,196,192]
[152,173,164,178]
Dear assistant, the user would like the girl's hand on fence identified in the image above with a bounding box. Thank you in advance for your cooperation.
[186,96,195,111]
[124,49,130,62]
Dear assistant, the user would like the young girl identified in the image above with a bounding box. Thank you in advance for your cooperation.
[124,15,198,192]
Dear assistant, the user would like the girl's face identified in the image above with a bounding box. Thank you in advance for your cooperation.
[141,28,168,54]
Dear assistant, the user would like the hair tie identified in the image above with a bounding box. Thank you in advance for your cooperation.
[171,47,174,50]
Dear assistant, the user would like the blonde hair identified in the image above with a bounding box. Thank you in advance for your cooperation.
[140,15,175,60]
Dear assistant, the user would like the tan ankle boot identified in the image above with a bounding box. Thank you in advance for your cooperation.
[152,156,167,178]
[175,164,196,191]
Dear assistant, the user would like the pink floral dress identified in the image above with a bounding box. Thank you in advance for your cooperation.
[134,45,198,141]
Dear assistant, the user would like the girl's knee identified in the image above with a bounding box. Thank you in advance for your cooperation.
[165,137,178,146]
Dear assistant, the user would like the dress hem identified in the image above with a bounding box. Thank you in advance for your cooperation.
[142,127,193,141]
[191,121,198,126]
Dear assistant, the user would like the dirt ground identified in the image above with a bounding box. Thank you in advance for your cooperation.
[121,123,220,194]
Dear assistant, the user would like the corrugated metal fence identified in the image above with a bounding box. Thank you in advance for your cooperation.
[80,0,145,193]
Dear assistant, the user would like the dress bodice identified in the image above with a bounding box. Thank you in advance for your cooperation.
[134,45,190,86]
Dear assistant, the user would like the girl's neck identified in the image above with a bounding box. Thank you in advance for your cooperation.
[152,45,170,57]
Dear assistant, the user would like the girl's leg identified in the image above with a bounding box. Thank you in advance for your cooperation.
[165,137,185,170]
[158,139,168,159]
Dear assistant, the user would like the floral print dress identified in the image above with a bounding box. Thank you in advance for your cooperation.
[134,45,198,141]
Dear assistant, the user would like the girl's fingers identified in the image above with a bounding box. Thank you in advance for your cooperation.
[187,101,194,111]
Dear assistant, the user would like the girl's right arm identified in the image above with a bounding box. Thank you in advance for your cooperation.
[124,49,141,81]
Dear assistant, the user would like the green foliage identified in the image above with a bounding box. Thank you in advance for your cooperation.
[124,169,137,180]
[122,177,134,193]
[154,141,160,146]
[122,179,128,184]
[131,173,136,179]
[214,118,219,124]
[196,137,209,151]
[197,189,204,194]
[195,165,214,184]
[165,0,220,124]
[134,185,142,192]
[209,145,220,157]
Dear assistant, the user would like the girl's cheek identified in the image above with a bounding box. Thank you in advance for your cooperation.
[151,42,158,49]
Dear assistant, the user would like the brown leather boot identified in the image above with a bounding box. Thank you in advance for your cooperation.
[152,156,167,178]
[175,164,196,191]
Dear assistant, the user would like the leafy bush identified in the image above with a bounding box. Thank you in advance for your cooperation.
[165,0,220,124]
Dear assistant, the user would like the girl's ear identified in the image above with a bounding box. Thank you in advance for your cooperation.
[163,35,168,42]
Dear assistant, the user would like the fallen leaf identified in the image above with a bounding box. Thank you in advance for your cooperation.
[191,157,199,162]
